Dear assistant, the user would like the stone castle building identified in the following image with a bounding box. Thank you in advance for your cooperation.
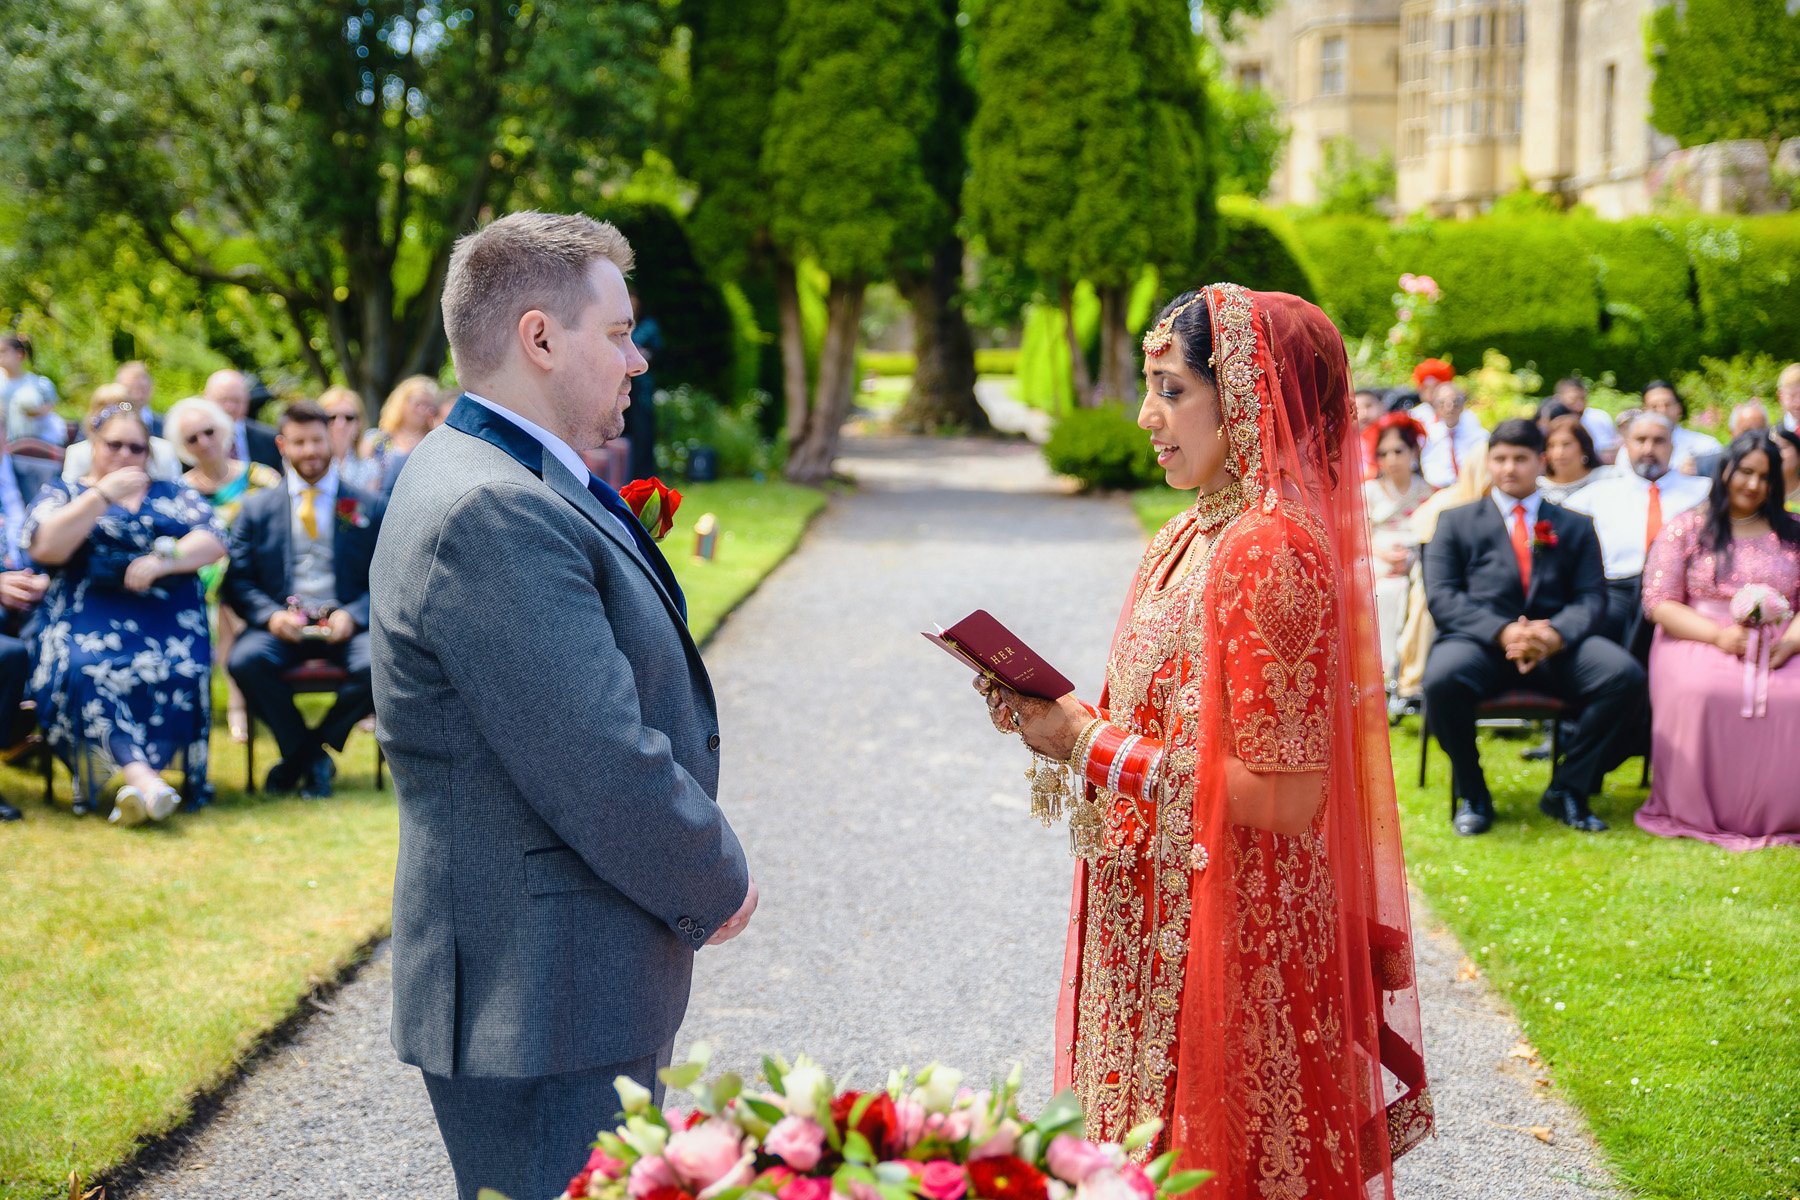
[1218,0,1676,217]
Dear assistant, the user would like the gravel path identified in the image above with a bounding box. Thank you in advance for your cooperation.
[123,436,1621,1200]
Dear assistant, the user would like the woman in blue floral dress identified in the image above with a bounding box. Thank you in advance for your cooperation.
[25,402,228,824]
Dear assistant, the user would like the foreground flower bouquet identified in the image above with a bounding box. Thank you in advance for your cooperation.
[530,1045,1213,1200]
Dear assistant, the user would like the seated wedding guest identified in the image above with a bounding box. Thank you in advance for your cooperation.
[24,401,226,823]
[1729,402,1769,436]
[0,333,68,447]
[1393,452,1495,709]
[1779,363,1799,433]
[1776,428,1800,512]
[358,374,438,490]
[62,384,186,483]
[1408,358,1454,423]
[1365,413,1434,681]
[319,385,384,492]
[114,361,164,436]
[1551,376,1621,465]
[1419,384,1489,488]
[227,401,384,798]
[205,368,282,471]
[1566,413,1713,648]
[1355,387,1385,480]
[1637,431,1800,849]
[1538,414,1600,506]
[0,422,55,822]
[1422,419,1640,835]
[166,395,282,742]
[1643,380,1721,476]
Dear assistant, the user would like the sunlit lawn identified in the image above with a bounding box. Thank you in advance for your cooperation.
[0,479,825,1200]
[1134,483,1800,1198]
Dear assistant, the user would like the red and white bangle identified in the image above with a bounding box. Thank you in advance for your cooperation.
[1079,723,1165,803]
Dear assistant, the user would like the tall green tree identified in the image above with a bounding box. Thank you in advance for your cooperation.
[676,0,799,434]
[894,0,987,435]
[1649,0,1800,151]
[763,0,948,482]
[966,0,1211,405]
[1,0,668,409]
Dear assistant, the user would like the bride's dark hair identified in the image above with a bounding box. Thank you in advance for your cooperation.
[1151,291,1215,387]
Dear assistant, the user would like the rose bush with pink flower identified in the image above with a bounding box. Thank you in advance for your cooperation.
[545,1045,1212,1200]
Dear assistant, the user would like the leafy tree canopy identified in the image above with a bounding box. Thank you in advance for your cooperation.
[1310,136,1395,217]
[1,0,669,403]
[1201,43,1288,200]
[1649,0,1800,150]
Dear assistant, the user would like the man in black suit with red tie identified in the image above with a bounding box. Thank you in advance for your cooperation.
[1422,419,1646,836]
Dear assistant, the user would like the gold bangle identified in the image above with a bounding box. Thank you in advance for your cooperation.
[1068,717,1108,778]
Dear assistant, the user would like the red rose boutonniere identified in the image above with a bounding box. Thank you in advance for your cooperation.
[335,496,370,529]
[619,477,683,541]
[1532,519,1557,552]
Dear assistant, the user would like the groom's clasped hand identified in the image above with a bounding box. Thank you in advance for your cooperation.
[707,875,760,944]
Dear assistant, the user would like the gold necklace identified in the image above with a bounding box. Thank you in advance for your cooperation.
[1191,479,1247,537]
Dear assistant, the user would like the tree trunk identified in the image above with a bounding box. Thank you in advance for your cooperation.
[785,277,866,484]
[1059,280,1094,407]
[898,237,989,434]
[1095,283,1136,404]
[775,258,811,446]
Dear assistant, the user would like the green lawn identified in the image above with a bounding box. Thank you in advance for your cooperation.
[0,479,825,1200]
[1131,484,1800,1198]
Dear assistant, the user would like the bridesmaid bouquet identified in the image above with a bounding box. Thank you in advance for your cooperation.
[539,1045,1212,1200]
[1728,584,1793,719]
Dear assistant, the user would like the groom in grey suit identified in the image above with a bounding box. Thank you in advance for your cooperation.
[371,211,757,1200]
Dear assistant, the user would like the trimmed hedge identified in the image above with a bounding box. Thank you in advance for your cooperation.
[1193,197,1320,302]
[1043,403,1162,490]
[595,202,739,402]
[1293,212,1800,389]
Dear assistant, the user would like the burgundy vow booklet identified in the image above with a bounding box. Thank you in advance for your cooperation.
[924,610,1076,701]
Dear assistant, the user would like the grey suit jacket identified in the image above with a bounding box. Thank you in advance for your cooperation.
[370,402,749,1079]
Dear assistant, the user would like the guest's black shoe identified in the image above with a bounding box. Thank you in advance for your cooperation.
[1539,787,1608,832]
[301,754,336,800]
[264,758,305,794]
[0,800,21,822]
[1452,797,1494,836]
[182,782,216,812]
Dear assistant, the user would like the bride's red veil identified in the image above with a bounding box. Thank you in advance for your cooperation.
[1054,285,1431,1197]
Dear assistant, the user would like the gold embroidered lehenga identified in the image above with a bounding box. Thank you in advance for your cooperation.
[1052,285,1432,1199]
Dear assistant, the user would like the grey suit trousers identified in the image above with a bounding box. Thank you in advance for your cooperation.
[422,1039,672,1200]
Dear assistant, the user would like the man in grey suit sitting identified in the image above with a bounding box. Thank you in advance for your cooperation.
[370,211,758,1200]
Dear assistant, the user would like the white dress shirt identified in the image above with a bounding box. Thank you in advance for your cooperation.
[463,392,639,546]
[1564,470,1711,580]
[1671,425,1723,472]
[1420,410,1489,488]
[1490,487,1542,532]
[1578,406,1621,455]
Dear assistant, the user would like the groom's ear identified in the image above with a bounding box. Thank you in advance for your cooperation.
[517,308,557,371]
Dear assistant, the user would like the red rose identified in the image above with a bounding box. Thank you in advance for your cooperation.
[642,1187,698,1200]
[619,477,683,541]
[830,1090,900,1159]
[1532,520,1557,549]
[566,1168,592,1198]
[966,1157,1048,1200]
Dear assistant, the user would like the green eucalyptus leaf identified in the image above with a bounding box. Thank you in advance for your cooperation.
[843,1130,876,1165]
[1160,1169,1216,1197]
[744,1098,786,1124]
[849,1093,876,1128]
[713,1073,743,1106]
[1145,1151,1176,1184]
[477,1191,513,1200]
[763,1056,788,1094]
[662,1061,705,1091]
[1121,1118,1163,1153]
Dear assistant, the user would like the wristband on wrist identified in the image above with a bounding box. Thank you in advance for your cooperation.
[1067,717,1108,777]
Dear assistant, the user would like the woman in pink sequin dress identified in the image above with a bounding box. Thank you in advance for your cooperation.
[1640,432,1800,850]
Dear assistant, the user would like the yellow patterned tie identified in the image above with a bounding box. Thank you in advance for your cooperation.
[300,487,320,539]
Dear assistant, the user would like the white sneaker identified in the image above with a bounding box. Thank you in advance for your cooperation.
[145,784,180,822]
[110,786,148,827]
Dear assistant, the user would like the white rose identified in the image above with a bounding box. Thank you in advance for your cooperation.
[916,1065,963,1113]
[783,1063,827,1119]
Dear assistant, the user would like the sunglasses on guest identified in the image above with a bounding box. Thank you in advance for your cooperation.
[103,438,148,455]
[183,427,217,446]
[326,412,358,425]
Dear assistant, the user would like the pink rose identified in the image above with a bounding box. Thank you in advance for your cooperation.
[777,1178,837,1200]
[666,1119,746,1191]
[969,1119,1020,1161]
[893,1097,926,1151]
[1045,1137,1113,1186]
[627,1155,678,1198]
[848,1181,884,1200]
[918,1161,968,1200]
[941,1110,973,1143]
[764,1116,827,1171]
[1117,1165,1156,1200]
[1073,1170,1144,1200]
[586,1147,628,1181]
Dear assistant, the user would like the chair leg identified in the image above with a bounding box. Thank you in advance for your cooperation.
[1640,755,1651,788]
[1550,716,1563,775]
[245,708,257,794]
[375,744,385,792]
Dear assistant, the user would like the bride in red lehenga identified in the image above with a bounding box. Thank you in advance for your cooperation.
[980,285,1432,1199]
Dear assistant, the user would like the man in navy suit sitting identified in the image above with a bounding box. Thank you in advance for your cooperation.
[226,401,384,797]
[1423,419,1645,836]
[0,424,54,821]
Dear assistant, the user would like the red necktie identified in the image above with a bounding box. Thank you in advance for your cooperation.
[1511,503,1531,591]
[1449,427,1459,479]
[1645,482,1662,551]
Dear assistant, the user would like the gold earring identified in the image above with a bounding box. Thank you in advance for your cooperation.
[1216,424,1226,440]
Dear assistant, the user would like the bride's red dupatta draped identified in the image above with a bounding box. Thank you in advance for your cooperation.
[1052,285,1431,1199]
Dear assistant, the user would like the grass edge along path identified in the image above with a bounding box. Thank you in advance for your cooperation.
[1136,484,1800,1199]
[0,479,827,1200]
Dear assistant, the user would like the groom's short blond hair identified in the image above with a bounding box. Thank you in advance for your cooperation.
[442,211,635,381]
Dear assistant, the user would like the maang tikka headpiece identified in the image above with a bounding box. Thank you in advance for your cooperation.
[1141,294,1204,358]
